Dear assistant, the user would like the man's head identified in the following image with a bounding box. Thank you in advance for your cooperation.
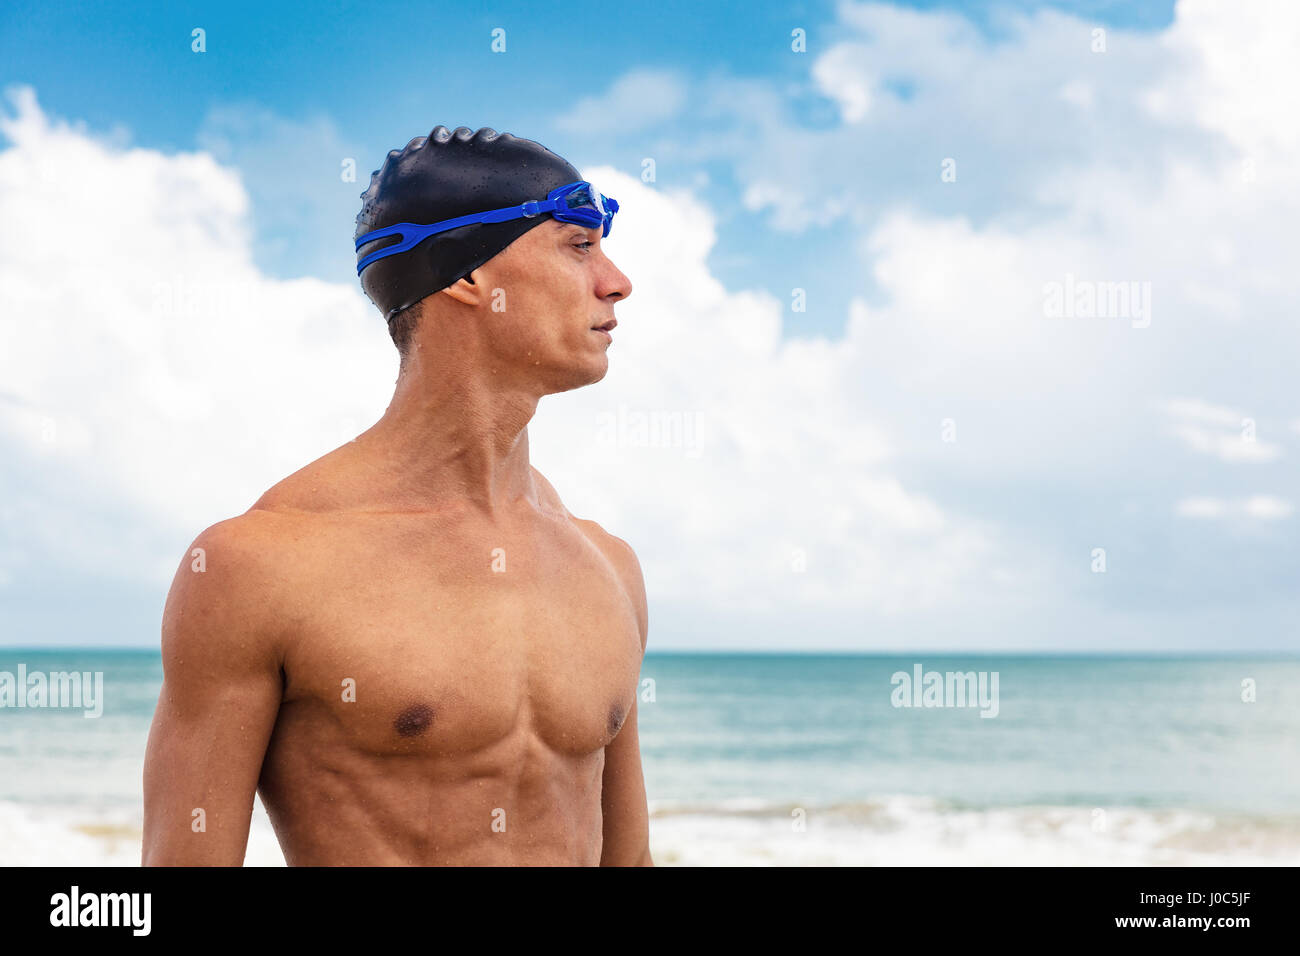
[354,126,631,390]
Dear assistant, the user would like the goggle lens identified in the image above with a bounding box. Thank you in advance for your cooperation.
[558,183,615,235]
[561,185,600,215]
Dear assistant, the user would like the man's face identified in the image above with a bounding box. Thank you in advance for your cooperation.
[466,220,633,393]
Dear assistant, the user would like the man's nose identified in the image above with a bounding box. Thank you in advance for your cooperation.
[600,256,633,301]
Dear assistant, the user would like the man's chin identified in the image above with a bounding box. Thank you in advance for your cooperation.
[571,356,610,389]
[536,355,609,395]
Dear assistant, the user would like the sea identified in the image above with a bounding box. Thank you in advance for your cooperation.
[1,651,1297,866]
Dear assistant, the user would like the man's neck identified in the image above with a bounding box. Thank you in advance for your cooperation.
[356,359,542,519]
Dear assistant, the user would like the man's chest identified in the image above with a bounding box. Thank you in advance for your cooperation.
[275,515,643,758]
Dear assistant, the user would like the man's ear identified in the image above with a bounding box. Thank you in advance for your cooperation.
[439,272,482,307]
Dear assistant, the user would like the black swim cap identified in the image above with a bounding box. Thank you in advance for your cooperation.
[355,125,583,322]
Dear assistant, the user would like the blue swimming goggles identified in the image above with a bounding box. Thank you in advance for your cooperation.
[355,180,618,275]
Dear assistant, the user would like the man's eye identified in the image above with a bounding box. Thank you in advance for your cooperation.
[574,241,594,252]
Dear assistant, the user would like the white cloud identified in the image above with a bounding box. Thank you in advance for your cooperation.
[1168,425,1280,463]
[1158,398,1282,462]
[1159,398,1245,428]
[554,68,687,135]
[785,1,1300,489]
[811,41,874,123]
[0,85,394,585]
[1176,496,1293,520]
[813,2,988,125]
[1143,0,1300,162]
[1058,81,1094,111]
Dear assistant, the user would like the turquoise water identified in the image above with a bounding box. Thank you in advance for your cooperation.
[634,654,1300,814]
[1,650,1296,815]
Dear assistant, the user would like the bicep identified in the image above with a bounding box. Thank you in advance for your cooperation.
[600,694,652,866]
[142,522,285,866]
[600,537,652,865]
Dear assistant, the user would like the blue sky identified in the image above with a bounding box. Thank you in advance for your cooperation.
[2,0,1296,651]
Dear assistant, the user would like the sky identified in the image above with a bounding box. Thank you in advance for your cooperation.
[0,0,1296,651]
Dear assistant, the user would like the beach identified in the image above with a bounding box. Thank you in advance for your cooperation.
[2,651,1297,866]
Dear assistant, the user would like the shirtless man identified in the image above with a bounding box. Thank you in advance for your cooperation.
[142,126,651,866]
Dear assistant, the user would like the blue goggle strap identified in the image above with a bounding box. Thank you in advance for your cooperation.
[356,182,616,275]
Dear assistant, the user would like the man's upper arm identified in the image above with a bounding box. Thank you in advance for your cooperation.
[599,533,653,866]
[142,515,286,866]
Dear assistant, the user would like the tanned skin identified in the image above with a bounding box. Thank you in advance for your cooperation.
[142,218,651,865]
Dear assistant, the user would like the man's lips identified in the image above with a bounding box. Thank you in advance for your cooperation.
[591,318,618,332]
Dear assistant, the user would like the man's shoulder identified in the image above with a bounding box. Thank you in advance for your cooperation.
[177,460,346,602]
[531,468,636,560]
[188,507,300,561]
[173,508,306,610]
[575,517,640,576]
[161,509,301,666]
[576,518,648,651]
[531,468,648,647]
